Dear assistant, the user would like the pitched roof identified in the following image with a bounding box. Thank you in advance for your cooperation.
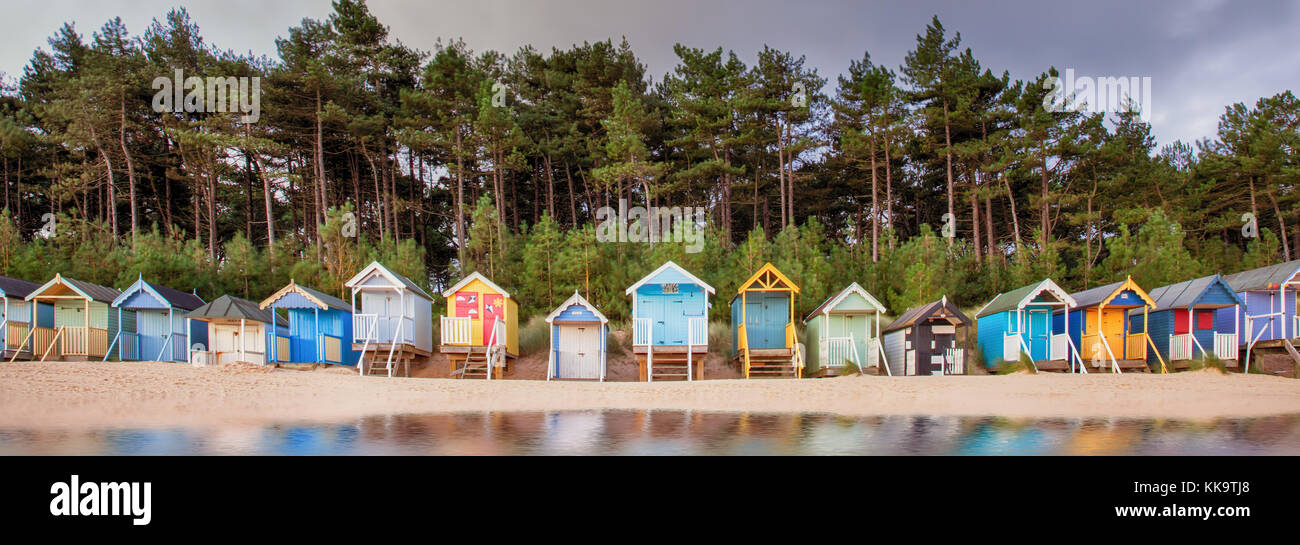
[624,261,716,295]
[441,271,510,299]
[344,261,433,301]
[151,283,206,310]
[545,291,609,324]
[0,275,41,299]
[1066,277,1155,309]
[803,282,886,322]
[113,276,205,310]
[883,296,971,333]
[26,274,121,303]
[260,280,351,311]
[186,294,274,323]
[975,279,1075,318]
[736,263,800,294]
[1135,274,1244,313]
[1221,259,1300,292]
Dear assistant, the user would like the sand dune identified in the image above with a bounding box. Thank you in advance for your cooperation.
[1,361,1298,430]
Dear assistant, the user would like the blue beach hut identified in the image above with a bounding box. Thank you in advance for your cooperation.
[1129,274,1243,371]
[625,261,715,381]
[975,279,1077,371]
[0,275,42,360]
[545,291,609,381]
[111,275,207,362]
[259,280,360,367]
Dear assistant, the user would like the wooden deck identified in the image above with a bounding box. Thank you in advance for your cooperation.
[632,345,707,355]
[1034,359,1071,372]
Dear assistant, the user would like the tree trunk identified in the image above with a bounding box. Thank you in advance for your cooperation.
[119,93,138,249]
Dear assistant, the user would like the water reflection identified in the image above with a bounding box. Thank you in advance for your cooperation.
[2,411,1299,456]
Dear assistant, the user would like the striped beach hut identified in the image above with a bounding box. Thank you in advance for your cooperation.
[545,291,609,381]
[627,261,715,381]
[23,274,132,361]
[346,261,435,377]
[882,296,971,376]
[111,275,206,362]
[731,263,802,379]
[440,271,518,379]
[260,280,360,367]
[186,295,273,366]
[1054,276,1157,373]
[803,282,888,376]
[975,279,1077,372]
[0,275,42,360]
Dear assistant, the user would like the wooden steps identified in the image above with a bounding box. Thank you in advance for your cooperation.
[636,349,705,381]
[738,348,798,379]
[1034,359,1071,372]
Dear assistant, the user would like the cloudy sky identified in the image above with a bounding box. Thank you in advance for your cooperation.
[2,0,1297,147]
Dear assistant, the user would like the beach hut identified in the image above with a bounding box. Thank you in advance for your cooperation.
[545,291,609,381]
[345,261,435,377]
[1218,259,1300,349]
[0,275,42,360]
[803,282,889,376]
[1054,276,1157,373]
[111,275,206,363]
[1129,274,1243,371]
[730,263,802,379]
[626,261,715,381]
[975,279,1078,372]
[22,274,132,361]
[439,271,518,380]
[882,296,972,376]
[259,280,360,367]
[186,295,272,366]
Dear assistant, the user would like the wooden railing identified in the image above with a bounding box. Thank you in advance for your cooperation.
[1214,333,1238,361]
[633,318,651,346]
[353,313,414,345]
[738,323,750,379]
[688,317,707,346]
[1050,333,1068,361]
[944,348,965,375]
[1002,333,1021,362]
[6,321,29,350]
[33,327,56,358]
[821,336,860,368]
[1169,334,1193,361]
[1125,333,1148,360]
[440,316,471,345]
[61,326,88,356]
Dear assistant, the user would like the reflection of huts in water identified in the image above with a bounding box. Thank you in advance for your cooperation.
[596,410,646,445]
[1061,419,1144,455]
[542,412,605,455]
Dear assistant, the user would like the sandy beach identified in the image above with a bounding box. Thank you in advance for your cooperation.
[1,361,1298,430]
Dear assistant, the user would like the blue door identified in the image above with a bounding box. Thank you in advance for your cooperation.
[290,309,319,362]
[1028,309,1050,361]
[748,292,789,349]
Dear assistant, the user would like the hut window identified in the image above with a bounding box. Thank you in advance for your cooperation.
[1196,310,1214,330]
[663,283,679,294]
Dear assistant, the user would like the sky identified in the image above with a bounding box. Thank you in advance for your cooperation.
[1,0,1297,147]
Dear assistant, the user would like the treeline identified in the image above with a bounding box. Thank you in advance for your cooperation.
[0,1,1297,321]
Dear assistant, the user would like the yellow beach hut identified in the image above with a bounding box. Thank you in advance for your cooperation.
[440,271,519,379]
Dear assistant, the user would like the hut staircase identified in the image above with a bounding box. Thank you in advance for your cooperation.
[452,318,505,380]
[738,323,803,379]
[357,316,410,378]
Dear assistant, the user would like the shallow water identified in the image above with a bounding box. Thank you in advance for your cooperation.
[3,411,1300,455]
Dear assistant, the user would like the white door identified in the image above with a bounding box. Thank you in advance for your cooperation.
[557,325,600,379]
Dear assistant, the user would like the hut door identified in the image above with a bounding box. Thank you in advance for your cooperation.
[751,292,788,349]
[1101,309,1125,358]
[557,325,600,379]
[482,294,504,344]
